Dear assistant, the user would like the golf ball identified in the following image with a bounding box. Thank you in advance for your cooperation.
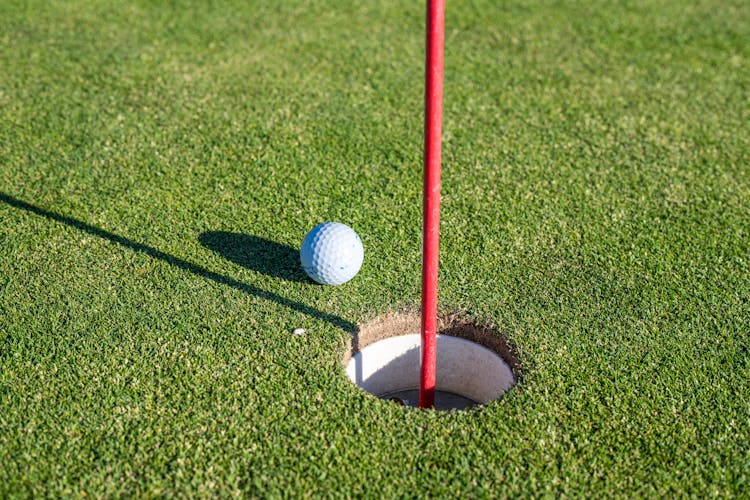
[300,222,364,285]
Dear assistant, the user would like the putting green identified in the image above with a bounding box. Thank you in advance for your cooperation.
[1,0,748,496]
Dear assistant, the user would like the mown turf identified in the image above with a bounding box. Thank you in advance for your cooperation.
[1,0,749,496]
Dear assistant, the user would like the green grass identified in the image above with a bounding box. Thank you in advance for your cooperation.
[1,0,749,496]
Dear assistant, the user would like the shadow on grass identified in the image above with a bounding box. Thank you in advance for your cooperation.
[0,192,354,332]
[199,231,309,283]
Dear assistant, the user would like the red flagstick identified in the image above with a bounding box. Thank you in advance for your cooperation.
[420,0,445,409]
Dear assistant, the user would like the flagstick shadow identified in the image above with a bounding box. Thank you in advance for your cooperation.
[0,192,354,332]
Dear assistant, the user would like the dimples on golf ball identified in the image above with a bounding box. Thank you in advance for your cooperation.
[300,222,364,285]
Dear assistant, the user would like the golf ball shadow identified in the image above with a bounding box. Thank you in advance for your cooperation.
[199,231,310,283]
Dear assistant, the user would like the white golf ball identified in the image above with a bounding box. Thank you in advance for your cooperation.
[300,222,364,285]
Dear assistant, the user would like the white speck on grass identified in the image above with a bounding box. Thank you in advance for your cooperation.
[293,328,306,336]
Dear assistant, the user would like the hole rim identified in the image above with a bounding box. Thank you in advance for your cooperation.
[343,311,521,410]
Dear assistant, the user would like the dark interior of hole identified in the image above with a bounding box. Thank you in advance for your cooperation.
[378,389,478,411]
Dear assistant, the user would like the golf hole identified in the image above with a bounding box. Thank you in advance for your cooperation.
[344,313,519,410]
